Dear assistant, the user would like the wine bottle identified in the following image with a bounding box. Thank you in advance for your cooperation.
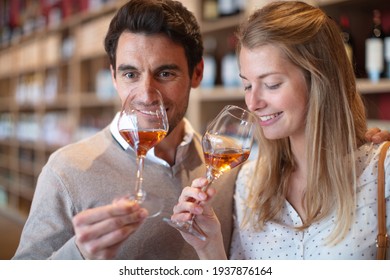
[200,36,217,88]
[221,34,241,87]
[385,36,390,79]
[339,15,354,66]
[218,0,238,17]
[365,9,385,82]
[203,0,218,21]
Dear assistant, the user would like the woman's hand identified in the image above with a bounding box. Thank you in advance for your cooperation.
[170,177,227,259]
[365,127,390,143]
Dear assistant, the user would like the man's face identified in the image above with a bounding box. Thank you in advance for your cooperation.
[111,32,202,133]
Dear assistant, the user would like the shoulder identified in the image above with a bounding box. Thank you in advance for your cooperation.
[235,160,256,199]
[356,142,390,197]
[356,142,390,160]
[47,126,117,169]
[356,142,390,172]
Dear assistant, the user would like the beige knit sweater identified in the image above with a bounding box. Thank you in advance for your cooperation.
[13,125,238,259]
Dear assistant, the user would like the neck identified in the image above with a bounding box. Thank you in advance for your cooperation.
[289,133,307,173]
[286,133,308,220]
[154,120,185,166]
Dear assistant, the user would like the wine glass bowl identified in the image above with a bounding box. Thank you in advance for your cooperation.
[164,105,256,239]
[118,87,169,217]
[202,105,254,184]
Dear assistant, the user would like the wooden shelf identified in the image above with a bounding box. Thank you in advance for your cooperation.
[317,0,348,5]
[0,0,128,220]
[192,86,244,101]
[357,79,390,94]
[201,13,245,33]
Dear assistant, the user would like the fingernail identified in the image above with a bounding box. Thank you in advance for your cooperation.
[198,192,207,200]
[194,177,207,185]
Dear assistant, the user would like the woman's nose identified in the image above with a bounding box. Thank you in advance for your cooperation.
[245,89,266,112]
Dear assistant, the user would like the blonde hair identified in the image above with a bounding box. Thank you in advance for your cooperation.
[237,1,367,244]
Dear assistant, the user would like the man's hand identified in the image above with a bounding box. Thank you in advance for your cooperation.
[365,127,390,143]
[72,198,148,259]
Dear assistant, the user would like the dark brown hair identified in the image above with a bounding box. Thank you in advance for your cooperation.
[104,0,203,76]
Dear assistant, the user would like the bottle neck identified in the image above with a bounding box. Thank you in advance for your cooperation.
[372,26,383,38]
[371,10,384,38]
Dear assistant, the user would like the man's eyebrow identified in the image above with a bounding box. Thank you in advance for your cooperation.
[155,64,181,72]
[117,64,137,72]
[116,64,181,73]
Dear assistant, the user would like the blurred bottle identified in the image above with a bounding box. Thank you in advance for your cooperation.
[365,9,385,82]
[203,0,218,21]
[218,0,239,17]
[385,35,390,78]
[221,34,241,87]
[200,36,217,88]
[339,15,354,67]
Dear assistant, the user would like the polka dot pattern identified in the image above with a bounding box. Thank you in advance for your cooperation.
[229,143,390,259]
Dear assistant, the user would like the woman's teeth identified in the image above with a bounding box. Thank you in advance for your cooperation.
[259,112,281,121]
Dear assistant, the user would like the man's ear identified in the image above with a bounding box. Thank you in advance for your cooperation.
[191,59,204,88]
[110,65,118,91]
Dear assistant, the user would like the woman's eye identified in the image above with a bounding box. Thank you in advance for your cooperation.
[243,84,252,91]
[265,83,281,90]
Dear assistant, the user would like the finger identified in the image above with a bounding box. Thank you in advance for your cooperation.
[173,200,203,215]
[371,131,390,143]
[365,127,380,141]
[204,187,217,201]
[190,177,209,188]
[170,212,193,223]
[175,185,216,215]
[73,200,140,226]
[82,218,145,257]
[75,207,148,242]
[178,186,207,203]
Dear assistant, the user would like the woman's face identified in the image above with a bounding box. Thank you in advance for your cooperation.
[239,44,309,142]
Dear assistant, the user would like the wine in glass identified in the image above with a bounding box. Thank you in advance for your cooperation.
[164,105,256,240]
[118,87,169,217]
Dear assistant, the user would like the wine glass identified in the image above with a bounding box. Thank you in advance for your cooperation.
[118,87,169,217]
[163,105,256,240]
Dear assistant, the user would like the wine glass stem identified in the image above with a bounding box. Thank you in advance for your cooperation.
[203,172,215,192]
[135,155,145,201]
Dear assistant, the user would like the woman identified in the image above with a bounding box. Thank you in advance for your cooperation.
[170,1,390,259]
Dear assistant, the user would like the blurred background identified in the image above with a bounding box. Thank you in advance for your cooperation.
[0,0,389,259]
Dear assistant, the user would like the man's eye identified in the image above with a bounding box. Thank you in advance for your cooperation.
[159,71,173,78]
[124,72,135,79]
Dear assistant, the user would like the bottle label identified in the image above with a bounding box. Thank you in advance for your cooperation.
[365,38,384,72]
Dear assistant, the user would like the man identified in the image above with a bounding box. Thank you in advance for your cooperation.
[13,0,238,260]
[12,0,389,260]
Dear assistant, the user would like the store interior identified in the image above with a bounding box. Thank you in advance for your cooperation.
[0,0,389,259]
